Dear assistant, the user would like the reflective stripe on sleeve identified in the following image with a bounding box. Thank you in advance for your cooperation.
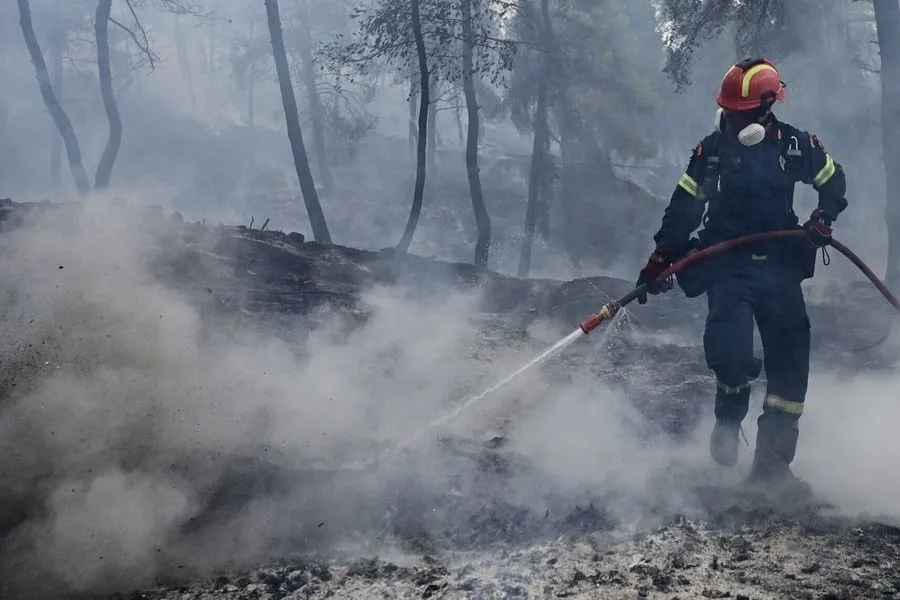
[814,155,836,187]
[678,173,699,197]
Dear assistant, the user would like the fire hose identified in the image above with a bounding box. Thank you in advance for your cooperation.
[579,229,900,335]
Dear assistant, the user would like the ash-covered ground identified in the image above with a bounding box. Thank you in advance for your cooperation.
[131,514,900,599]
[1,199,899,600]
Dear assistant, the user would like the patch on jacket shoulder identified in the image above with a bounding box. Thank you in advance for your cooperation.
[811,133,825,151]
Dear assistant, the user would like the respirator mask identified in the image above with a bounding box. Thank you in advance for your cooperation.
[714,91,777,146]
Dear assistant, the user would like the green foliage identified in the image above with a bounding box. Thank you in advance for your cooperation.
[654,0,817,90]
[316,79,380,150]
[506,0,662,161]
[321,0,517,90]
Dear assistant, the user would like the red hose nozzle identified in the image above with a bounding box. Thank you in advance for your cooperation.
[580,302,620,334]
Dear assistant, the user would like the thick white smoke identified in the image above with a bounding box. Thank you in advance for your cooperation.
[0,196,898,599]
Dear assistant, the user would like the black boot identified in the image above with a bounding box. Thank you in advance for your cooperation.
[746,409,813,503]
[710,419,741,467]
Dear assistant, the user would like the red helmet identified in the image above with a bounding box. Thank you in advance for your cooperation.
[715,57,786,112]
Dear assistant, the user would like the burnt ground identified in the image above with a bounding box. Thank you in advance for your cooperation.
[107,452,900,600]
[110,464,900,600]
[1,199,900,600]
[127,516,900,600]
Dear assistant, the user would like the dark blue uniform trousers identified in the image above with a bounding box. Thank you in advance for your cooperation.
[703,258,810,470]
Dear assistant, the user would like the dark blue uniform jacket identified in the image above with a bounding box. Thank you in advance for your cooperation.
[652,117,847,259]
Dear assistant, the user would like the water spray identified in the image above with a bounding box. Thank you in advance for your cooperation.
[348,230,899,472]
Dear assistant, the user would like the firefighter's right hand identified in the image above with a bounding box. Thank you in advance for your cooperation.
[636,250,673,305]
[802,208,833,248]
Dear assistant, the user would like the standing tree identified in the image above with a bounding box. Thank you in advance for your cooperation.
[18,0,91,196]
[872,0,900,284]
[229,6,268,129]
[94,0,122,190]
[396,0,430,255]
[296,0,334,193]
[460,0,490,268]
[0,5,11,140]
[504,0,661,271]
[47,21,68,194]
[515,0,553,277]
[264,0,333,244]
[407,65,418,163]
[173,18,196,113]
[95,0,201,188]
[323,0,515,266]
[19,0,200,196]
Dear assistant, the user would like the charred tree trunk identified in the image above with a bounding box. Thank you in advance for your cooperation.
[874,0,900,285]
[518,78,548,278]
[426,74,438,203]
[299,0,333,193]
[408,71,418,164]
[536,157,551,240]
[248,20,255,128]
[205,25,217,119]
[0,52,7,139]
[174,21,196,113]
[48,25,65,196]
[248,72,255,128]
[534,0,553,243]
[461,0,490,269]
[428,75,438,172]
[0,30,7,139]
[395,0,429,255]
[455,100,465,147]
[17,0,90,196]
[559,114,578,267]
[264,0,332,244]
[518,0,552,278]
[94,0,122,190]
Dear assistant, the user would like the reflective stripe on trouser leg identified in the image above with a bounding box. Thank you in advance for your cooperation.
[717,379,750,395]
[753,274,810,471]
[756,275,811,413]
[712,354,763,422]
[754,407,800,470]
[755,394,804,470]
[764,394,804,416]
[714,385,751,423]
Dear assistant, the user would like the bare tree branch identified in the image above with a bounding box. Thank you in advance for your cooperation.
[122,0,158,70]
[109,16,158,68]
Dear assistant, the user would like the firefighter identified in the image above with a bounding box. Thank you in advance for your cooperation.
[636,57,847,499]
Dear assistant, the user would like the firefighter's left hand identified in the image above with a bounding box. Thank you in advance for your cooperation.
[802,209,833,247]
[636,250,673,304]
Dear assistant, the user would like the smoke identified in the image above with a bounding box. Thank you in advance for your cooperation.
[1,195,898,599]
[0,197,674,597]
[0,198,488,596]
[791,368,900,519]
[12,470,196,593]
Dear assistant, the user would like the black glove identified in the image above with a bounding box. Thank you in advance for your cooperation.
[802,208,833,248]
[636,250,673,305]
